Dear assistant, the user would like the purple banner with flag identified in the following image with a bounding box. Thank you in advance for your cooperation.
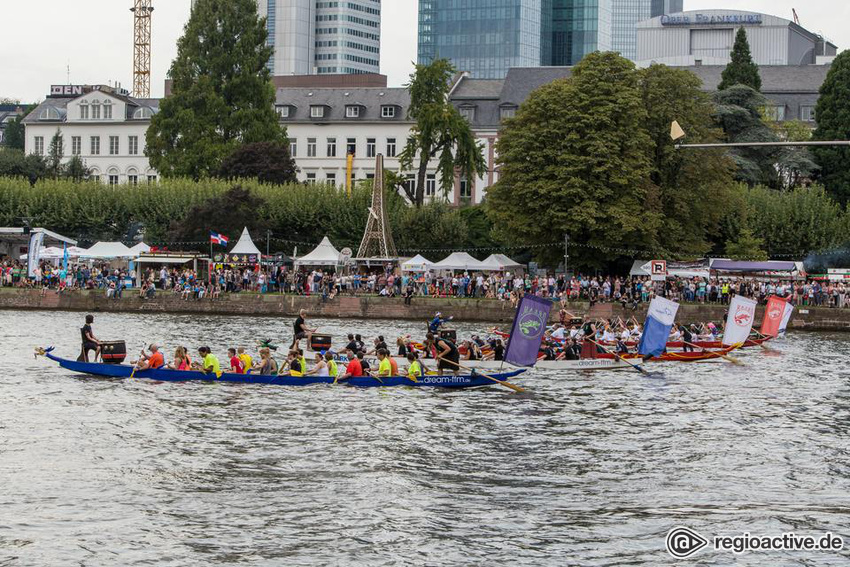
[504,295,552,367]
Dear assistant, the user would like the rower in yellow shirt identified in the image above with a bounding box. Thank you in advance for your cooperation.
[194,346,222,378]
[377,350,392,378]
[237,347,253,374]
[406,352,421,382]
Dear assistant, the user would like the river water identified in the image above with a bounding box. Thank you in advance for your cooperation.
[2,309,850,566]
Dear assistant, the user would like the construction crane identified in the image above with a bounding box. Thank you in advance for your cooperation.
[131,0,154,98]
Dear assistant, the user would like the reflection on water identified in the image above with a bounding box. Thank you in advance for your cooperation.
[2,310,850,565]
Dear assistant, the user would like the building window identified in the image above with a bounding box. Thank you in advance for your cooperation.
[306,172,316,184]
[133,107,153,120]
[289,138,297,157]
[109,136,119,155]
[326,172,336,186]
[403,174,416,197]
[90,136,100,155]
[386,138,397,157]
[91,102,101,120]
[763,105,786,122]
[500,107,517,121]
[381,106,396,118]
[426,174,436,197]
[307,138,317,157]
[460,177,472,199]
[128,174,138,185]
[366,138,376,158]
[103,101,113,120]
[147,175,157,183]
[277,106,290,118]
[346,105,360,118]
[108,174,119,186]
[310,106,325,118]
[801,106,816,122]
[346,138,356,156]
[79,104,89,120]
[71,136,81,156]
[459,106,475,122]
[327,137,337,157]
[128,136,139,155]
[34,137,44,155]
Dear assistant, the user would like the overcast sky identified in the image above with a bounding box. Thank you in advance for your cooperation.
[0,0,845,103]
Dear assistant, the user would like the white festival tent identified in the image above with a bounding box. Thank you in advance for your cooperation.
[295,236,341,267]
[401,254,434,272]
[19,245,88,260]
[229,227,262,256]
[128,242,151,256]
[480,253,523,272]
[80,241,134,259]
[432,252,487,272]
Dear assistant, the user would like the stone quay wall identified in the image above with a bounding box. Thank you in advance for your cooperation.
[0,288,847,331]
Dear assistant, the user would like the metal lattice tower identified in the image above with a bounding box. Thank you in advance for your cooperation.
[131,0,154,98]
[357,154,398,259]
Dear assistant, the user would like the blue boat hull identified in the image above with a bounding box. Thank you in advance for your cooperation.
[44,350,525,389]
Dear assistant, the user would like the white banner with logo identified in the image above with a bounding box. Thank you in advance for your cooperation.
[778,302,795,335]
[27,231,45,278]
[723,295,758,346]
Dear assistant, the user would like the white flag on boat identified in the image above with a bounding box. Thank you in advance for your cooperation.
[778,302,795,336]
[723,295,758,346]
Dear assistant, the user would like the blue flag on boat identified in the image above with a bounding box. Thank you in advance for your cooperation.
[638,296,679,357]
[504,295,552,367]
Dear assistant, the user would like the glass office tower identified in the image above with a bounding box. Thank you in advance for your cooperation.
[550,0,612,66]
[418,0,546,79]
[611,0,682,60]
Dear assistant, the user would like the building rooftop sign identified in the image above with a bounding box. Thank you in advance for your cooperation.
[49,84,131,98]
[661,13,763,26]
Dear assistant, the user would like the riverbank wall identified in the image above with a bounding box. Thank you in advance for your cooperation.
[2,288,849,332]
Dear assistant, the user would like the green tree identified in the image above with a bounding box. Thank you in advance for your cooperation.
[486,52,656,269]
[146,0,286,179]
[47,129,64,178]
[0,148,46,185]
[725,226,768,260]
[813,50,850,204]
[639,64,735,257]
[218,142,298,184]
[399,58,486,206]
[65,155,91,182]
[167,185,269,243]
[718,28,762,91]
[3,112,28,150]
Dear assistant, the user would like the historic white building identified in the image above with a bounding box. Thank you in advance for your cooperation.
[276,84,491,204]
[24,85,159,185]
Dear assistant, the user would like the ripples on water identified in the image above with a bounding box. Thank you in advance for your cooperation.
[2,310,850,566]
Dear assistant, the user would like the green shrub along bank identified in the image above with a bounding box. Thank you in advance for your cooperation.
[0,177,470,253]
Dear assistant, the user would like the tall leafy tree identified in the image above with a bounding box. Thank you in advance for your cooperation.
[2,108,32,151]
[486,52,656,269]
[813,50,850,204]
[146,0,286,179]
[218,142,298,185]
[718,28,762,91]
[167,185,269,243]
[399,58,486,207]
[47,129,64,178]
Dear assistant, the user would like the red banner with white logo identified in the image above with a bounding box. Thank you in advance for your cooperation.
[760,295,787,337]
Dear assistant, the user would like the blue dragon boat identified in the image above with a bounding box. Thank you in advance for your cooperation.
[42,348,526,389]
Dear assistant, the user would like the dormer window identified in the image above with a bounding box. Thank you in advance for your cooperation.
[79,102,89,120]
[459,105,475,122]
[277,105,290,118]
[91,100,101,120]
[500,105,517,121]
[346,105,360,118]
[381,106,396,118]
[133,107,153,119]
[310,105,325,118]
[38,107,60,121]
[103,100,113,120]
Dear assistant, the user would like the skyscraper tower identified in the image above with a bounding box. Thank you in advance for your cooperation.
[611,0,682,60]
[257,0,381,76]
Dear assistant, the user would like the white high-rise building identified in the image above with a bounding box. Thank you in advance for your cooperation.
[257,0,381,76]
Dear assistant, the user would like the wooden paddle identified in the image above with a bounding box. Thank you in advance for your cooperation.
[683,341,744,365]
[586,338,649,376]
[436,356,525,393]
[751,331,780,353]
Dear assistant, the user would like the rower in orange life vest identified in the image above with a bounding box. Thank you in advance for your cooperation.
[135,343,164,371]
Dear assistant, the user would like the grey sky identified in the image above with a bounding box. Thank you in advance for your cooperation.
[0,0,844,103]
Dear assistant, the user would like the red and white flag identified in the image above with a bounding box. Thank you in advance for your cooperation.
[760,295,787,337]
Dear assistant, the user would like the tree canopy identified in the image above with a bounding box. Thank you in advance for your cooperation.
[145,0,286,179]
[813,50,850,204]
[218,142,298,185]
[718,28,762,91]
[399,58,486,206]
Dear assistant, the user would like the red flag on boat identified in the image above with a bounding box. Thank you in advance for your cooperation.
[760,295,787,337]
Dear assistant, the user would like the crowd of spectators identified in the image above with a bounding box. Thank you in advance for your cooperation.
[3,259,849,308]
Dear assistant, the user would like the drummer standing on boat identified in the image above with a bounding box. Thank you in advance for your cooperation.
[290,309,316,350]
[79,314,101,362]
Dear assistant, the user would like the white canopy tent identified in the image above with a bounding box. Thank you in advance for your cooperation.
[128,242,151,256]
[295,236,341,267]
[481,253,523,272]
[81,241,134,259]
[230,227,262,256]
[19,245,88,261]
[401,254,434,273]
[432,252,486,272]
